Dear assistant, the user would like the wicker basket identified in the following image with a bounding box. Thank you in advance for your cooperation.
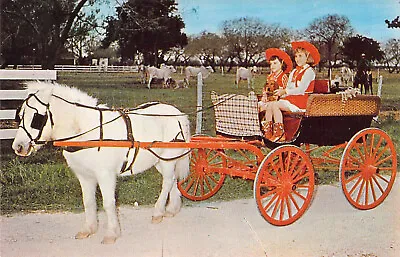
[211,91,262,137]
[305,94,381,117]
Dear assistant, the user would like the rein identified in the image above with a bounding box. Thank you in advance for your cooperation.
[17,91,238,172]
[40,92,238,145]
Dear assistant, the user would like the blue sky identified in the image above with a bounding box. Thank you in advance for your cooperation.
[175,0,400,43]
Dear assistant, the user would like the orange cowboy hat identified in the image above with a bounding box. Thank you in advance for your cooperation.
[265,48,293,73]
[291,41,320,66]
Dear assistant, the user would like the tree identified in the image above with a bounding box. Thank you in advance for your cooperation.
[382,38,400,73]
[341,35,384,68]
[1,0,100,69]
[304,14,354,71]
[385,16,400,28]
[220,17,292,68]
[103,0,187,66]
[65,14,99,64]
[184,32,224,68]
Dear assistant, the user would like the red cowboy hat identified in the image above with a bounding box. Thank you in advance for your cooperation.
[265,48,293,73]
[291,41,320,66]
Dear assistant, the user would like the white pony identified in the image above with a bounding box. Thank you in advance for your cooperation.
[12,82,191,244]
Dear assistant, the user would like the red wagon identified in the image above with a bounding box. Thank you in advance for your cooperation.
[55,81,397,226]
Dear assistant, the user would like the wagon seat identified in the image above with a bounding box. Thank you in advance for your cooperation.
[282,79,381,146]
[282,79,329,141]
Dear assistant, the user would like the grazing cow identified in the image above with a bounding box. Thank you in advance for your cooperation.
[165,78,188,89]
[235,67,256,89]
[340,66,354,87]
[146,65,177,89]
[184,66,214,85]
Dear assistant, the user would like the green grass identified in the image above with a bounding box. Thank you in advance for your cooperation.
[1,69,399,214]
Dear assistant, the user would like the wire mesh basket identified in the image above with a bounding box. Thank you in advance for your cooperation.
[211,91,263,137]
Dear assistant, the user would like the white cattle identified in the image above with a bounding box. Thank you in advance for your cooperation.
[184,66,214,85]
[146,65,177,89]
[235,67,256,89]
[340,66,354,87]
[165,78,188,89]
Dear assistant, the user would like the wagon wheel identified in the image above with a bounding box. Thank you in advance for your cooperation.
[178,148,226,201]
[254,145,315,226]
[339,128,397,210]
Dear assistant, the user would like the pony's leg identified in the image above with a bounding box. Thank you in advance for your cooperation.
[166,154,189,217]
[165,181,181,217]
[152,161,176,223]
[97,172,120,244]
[75,174,98,239]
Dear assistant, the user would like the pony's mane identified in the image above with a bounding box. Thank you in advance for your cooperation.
[25,81,99,107]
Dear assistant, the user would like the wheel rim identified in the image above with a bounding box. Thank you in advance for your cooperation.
[340,128,397,209]
[254,145,314,226]
[178,149,226,201]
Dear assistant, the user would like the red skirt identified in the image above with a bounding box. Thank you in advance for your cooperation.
[282,94,309,109]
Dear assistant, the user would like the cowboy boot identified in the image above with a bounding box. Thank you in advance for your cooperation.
[261,121,273,140]
[271,123,286,142]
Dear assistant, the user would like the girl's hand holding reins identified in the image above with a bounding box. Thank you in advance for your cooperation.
[274,88,286,97]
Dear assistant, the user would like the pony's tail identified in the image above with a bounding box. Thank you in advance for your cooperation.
[175,115,191,180]
[175,154,190,180]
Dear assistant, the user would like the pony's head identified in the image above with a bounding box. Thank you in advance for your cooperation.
[12,83,54,156]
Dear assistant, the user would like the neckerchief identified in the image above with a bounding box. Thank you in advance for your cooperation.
[291,64,309,83]
[268,70,283,82]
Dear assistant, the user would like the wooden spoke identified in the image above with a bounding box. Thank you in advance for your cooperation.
[254,145,314,226]
[178,149,226,201]
[340,128,397,209]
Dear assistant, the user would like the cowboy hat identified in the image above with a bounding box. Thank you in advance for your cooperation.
[265,48,293,73]
[291,41,320,66]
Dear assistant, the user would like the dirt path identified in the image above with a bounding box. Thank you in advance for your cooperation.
[1,179,399,257]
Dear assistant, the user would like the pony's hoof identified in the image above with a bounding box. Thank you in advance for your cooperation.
[101,236,117,244]
[75,231,91,239]
[163,211,175,218]
[151,215,163,224]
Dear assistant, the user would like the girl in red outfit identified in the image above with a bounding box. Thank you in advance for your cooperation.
[259,48,293,140]
[270,41,320,142]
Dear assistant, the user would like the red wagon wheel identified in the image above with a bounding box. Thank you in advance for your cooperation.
[254,145,315,226]
[339,128,397,209]
[178,148,226,201]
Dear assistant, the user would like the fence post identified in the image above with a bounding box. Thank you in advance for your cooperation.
[196,72,203,134]
[376,68,380,83]
[377,75,383,97]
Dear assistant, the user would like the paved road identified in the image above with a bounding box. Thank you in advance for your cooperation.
[1,179,399,257]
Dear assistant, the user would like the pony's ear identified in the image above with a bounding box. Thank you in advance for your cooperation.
[25,82,53,103]
[33,86,54,105]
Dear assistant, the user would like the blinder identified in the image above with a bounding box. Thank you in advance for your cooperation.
[31,112,48,130]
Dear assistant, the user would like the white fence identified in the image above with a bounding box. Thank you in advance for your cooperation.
[0,70,57,140]
[3,65,139,72]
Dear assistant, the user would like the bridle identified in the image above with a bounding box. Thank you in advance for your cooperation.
[15,93,54,146]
